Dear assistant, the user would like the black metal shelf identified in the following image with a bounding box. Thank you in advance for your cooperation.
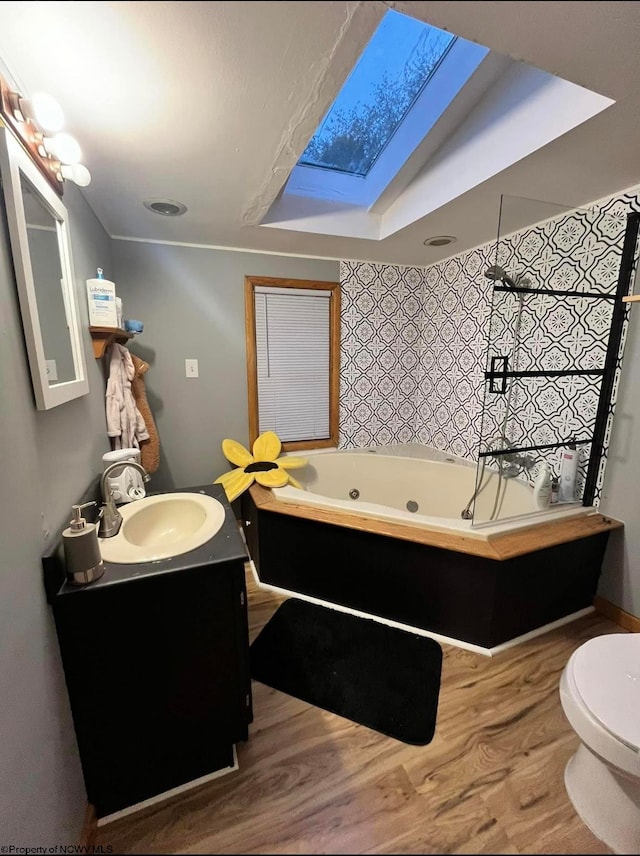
[484,355,605,393]
[493,284,617,300]
[479,438,592,459]
[484,368,605,381]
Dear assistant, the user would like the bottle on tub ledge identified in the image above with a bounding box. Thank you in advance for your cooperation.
[533,462,552,509]
[558,439,579,503]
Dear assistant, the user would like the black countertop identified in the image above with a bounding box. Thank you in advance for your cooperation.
[46,483,248,601]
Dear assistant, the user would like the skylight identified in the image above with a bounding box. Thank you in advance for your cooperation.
[261,8,614,242]
[299,11,455,177]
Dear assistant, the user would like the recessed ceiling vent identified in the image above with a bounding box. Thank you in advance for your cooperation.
[423,235,457,247]
[143,198,187,216]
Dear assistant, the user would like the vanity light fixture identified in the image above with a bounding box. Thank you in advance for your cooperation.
[59,162,91,187]
[7,91,31,124]
[40,132,82,165]
[31,93,65,132]
[423,235,457,247]
[143,198,188,216]
[1,73,91,192]
[7,91,65,132]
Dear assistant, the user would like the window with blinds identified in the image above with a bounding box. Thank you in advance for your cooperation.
[245,276,340,451]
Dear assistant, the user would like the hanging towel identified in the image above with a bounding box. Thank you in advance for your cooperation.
[130,353,160,473]
[105,343,150,450]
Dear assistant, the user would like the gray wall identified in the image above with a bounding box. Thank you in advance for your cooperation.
[0,183,112,845]
[599,265,640,617]
[112,240,339,491]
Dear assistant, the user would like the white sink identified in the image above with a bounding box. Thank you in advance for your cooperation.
[99,492,226,564]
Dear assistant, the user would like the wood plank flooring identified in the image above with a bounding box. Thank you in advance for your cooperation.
[95,566,622,854]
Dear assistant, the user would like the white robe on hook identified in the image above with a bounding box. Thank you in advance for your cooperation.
[105,342,150,449]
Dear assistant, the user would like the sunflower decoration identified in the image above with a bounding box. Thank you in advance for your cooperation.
[214,431,307,502]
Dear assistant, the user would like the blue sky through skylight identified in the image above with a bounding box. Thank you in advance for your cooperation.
[299,10,455,177]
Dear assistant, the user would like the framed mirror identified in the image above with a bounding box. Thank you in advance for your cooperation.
[0,126,88,409]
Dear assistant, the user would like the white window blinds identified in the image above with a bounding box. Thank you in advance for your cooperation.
[254,286,331,442]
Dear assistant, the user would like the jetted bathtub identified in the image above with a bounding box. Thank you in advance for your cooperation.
[272,445,591,535]
[242,445,618,652]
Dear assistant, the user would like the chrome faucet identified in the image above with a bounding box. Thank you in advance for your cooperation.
[98,460,150,538]
[490,437,536,475]
[499,452,537,479]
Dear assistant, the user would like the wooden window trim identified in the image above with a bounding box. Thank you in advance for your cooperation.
[245,275,340,452]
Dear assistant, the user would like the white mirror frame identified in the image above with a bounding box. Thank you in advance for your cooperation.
[0,126,89,410]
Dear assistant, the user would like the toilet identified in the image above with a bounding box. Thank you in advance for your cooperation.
[560,633,640,854]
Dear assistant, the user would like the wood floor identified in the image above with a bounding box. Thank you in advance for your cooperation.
[95,566,622,854]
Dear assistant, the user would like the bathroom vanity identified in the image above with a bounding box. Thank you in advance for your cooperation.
[47,483,251,819]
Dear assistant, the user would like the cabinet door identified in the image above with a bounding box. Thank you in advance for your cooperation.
[55,562,245,816]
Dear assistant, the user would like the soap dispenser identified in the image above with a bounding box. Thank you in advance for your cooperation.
[62,501,105,586]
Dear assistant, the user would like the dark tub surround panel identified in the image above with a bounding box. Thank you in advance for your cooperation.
[339,187,640,504]
[48,484,251,819]
[242,486,621,649]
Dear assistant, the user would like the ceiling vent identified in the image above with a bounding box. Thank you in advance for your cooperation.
[423,235,457,247]
[143,198,187,216]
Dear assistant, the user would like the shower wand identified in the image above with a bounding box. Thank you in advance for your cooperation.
[484,265,531,290]
[484,265,518,289]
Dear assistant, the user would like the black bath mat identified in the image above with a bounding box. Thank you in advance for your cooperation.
[250,598,442,745]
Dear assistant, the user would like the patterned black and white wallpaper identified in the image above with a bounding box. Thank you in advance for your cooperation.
[339,187,640,503]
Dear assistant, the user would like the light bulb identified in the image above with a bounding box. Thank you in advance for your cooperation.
[32,93,64,132]
[43,133,82,165]
[60,163,91,187]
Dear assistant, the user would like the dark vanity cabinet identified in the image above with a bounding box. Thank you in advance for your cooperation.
[49,484,251,819]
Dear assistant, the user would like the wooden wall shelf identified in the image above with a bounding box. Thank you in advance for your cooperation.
[89,326,134,359]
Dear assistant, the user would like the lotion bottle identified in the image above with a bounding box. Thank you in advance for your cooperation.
[86,267,118,327]
[533,463,552,509]
[558,440,578,503]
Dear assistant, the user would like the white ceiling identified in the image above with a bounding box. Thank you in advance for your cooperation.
[0,0,639,266]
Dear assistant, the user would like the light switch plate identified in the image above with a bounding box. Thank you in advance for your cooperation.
[185,358,199,378]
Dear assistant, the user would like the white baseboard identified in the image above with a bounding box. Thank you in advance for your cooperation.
[97,745,239,826]
[249,560,594,657]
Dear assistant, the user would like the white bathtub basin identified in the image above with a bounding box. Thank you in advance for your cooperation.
[272,446,590,537]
